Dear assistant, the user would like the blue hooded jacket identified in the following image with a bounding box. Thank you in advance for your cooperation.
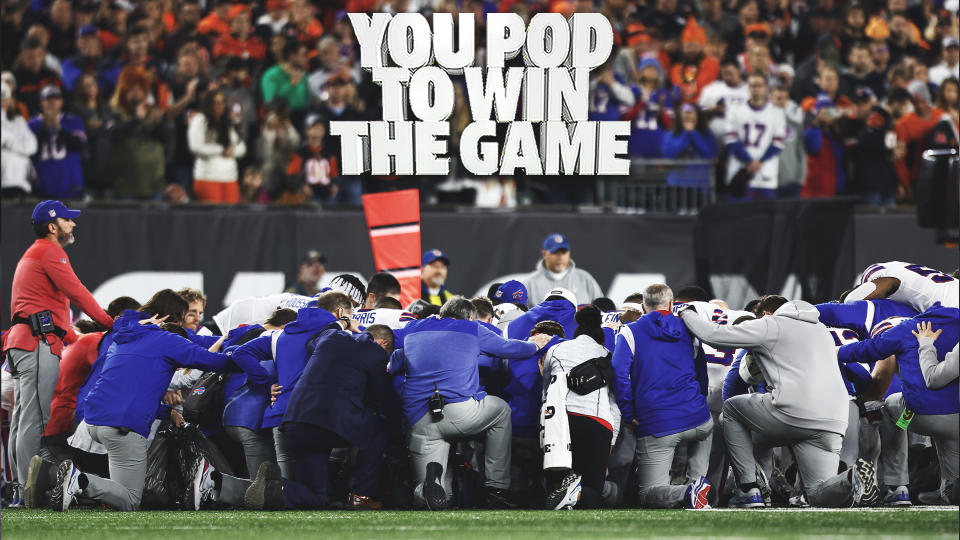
[84,323,273,438]
[507,299,577,342]
[503,334,565,438]
[815,299,918,340]
[838,304,959,415]
[612,311,710,437]
[74,309,149,423]
[221,325,274,430]
[388,317,539,427]
[233,307,339,429]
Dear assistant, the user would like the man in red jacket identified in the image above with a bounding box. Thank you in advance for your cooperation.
[3,200,113,490]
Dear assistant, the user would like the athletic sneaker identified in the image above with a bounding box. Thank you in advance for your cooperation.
[422,462,447,511]
[769,467,795,507]
[684,476,712,509]
[728,488,765,508]
[882,486,911,507]
[788,493,810,508]
[24,455,54,508]
[754,465,772,506]
[8,483,24,508]
[854,458,880,507]
[49,460,84,512]
[187,457,218,510]
[244,462,283,510]
[546,472,582,510]
[917,490,948,506]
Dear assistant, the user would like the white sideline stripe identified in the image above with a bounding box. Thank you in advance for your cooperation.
[700,506,958,512]
[370,225,420,237]
[389,269,422,279]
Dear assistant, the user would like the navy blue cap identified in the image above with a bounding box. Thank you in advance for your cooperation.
[421,249,450,267]
[77,23,98,37]
[542,233,570,253]
[31,200,80,224]
[495,280,528,306]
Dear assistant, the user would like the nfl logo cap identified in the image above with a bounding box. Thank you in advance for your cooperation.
[495,280,528,306]
[32,200,81,224]
[421,249,450,267]
[542,233,570,253]
[544,287,577,308]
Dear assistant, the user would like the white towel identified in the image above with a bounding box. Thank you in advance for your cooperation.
[540,372,572,471]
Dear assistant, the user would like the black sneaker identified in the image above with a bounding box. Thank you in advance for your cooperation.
[24,455,54,509]
[854,458,880,507]
[485,487,518,509]
[423,462,447,511]
[244,462,283,510]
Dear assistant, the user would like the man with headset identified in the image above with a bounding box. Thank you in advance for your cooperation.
[3,200,114,500]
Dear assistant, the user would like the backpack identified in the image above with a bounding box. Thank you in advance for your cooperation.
[566,352,614,396]
[182,371,231,428]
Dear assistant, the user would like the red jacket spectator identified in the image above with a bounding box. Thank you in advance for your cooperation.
[42,331,103,439]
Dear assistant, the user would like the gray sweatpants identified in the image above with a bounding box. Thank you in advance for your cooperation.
[272,426,294,481]
[881,393,959,500]
[722,393,855,507]
[635,417,713,508]
[408,396,511,508]
[83,425,148,511]
[225,426,275,479]
[7,343,60,484]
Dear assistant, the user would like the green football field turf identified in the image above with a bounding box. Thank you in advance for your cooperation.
[2,507,958,539]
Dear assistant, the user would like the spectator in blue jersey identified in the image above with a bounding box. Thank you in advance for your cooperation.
[29,85,86,199]
[838,304,960,505]
[49,316,274,512]
[232,291,354,481]
[661,103,718,187]
[60,25,115,95]
[388,296,552,510]
[588,62,637,122]
[626,56,679,158]
[612,284,713,509]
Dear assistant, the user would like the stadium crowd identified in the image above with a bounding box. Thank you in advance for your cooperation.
[2,204,958,511]
[0,0,958,206]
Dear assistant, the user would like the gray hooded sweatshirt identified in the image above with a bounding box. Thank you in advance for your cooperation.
[679,300,848,435]
[524,259,604,307]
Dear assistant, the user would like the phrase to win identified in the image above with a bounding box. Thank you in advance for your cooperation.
[331,13,631,176]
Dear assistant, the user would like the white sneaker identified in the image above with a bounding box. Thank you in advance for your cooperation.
[188,458,217,510]
[882,486,912,507]
[50,460,83,512]
[728,487,765,508]
[546,472,582,510]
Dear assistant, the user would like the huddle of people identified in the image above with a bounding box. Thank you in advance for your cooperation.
[3,245,957,511]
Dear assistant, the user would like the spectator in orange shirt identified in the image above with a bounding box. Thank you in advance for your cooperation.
[894,80,944,199]
[670,19,719,103]
[290,0,323,46]
[214,6,266,62]
[197,0,232,38]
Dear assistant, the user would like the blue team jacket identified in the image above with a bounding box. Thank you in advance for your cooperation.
[389,317,539,427]
[84,322,273,437]
[233,307,339,429]
[507,299,577,342]
[838,304,959,415]
[74,309,149,423]
[221,325,272,430]
[613,311,711,437]
[504,334,565,439]
[815,299,918,340]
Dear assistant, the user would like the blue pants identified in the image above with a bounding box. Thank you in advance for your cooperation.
[281,421,387,510]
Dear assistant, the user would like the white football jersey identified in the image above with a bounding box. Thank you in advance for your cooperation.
[674,301,754,413]
[859,261,959,311]
[213,293,313,333]
[698,80,750,110]
[351,308,416,330]
[724,100,787,190]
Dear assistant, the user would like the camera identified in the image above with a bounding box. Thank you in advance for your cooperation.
[429,386,445,422]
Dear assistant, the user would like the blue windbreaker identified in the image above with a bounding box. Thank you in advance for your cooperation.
[612,311,710,437]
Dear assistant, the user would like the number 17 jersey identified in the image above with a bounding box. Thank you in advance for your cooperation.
[724,101,787,190]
